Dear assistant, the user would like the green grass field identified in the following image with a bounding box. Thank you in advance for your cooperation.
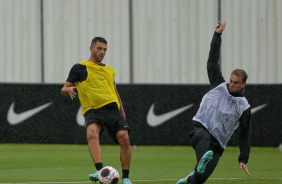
[0,144,281,184]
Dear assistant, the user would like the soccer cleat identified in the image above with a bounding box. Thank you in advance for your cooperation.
[122,178,132,184]
[89,170,100,182]
[176,171,194,184]
[197,150,213,174]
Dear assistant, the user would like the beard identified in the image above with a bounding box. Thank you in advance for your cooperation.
[93,53,103,62]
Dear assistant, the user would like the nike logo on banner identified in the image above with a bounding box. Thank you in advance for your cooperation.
[76,106,84,126]
[7,102,53,125]
[76,103,267,127]
[147,103,194,127]
[251,104,267,114]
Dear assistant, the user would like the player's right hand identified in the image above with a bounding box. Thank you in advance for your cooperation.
[68,86,77,99]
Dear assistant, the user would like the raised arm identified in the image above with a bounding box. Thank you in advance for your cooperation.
[207,21,226,89]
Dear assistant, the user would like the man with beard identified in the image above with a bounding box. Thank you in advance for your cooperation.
[61,37,132,184]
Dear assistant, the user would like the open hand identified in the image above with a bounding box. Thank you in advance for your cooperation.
[68,86,77,99]
[215,20,226,33]
[240,162,250,176]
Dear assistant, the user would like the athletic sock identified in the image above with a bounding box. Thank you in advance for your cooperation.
[122,170,129,179]
[95,163,103,171]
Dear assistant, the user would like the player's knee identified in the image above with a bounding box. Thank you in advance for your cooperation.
[87,131,99,141]
[86,126,100,140]
[117,131,130,146]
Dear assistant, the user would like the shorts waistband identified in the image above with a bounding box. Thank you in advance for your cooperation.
[85,102,118,117]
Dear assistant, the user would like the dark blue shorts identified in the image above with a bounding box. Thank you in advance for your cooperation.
[84,103,130,144]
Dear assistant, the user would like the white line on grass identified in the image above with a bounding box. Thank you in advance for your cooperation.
[0,182,91,184]
[1,178,282,184]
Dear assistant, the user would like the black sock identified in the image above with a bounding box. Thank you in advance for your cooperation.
[95,163,103,171]
[122,170,129,179]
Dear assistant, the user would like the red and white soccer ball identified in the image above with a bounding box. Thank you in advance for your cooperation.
[98,166,119,184]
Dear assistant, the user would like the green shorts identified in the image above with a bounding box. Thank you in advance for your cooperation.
[84,103,130,144]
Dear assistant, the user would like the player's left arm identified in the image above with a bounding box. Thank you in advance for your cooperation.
[238,107,252,176]
[114,83,126,119]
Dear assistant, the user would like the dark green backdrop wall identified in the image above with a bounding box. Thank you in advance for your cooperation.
[0,83,281,147]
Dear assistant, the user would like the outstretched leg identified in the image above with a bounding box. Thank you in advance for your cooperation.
[189,147,222,184]
[188,126,223,184]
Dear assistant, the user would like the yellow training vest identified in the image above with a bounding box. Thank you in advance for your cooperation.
[76,61,120,115]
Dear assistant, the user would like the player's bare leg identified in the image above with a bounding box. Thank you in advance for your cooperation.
[117,130,132,184]
[87,123,102,182]
[117,130,131,170]
[87,123,102,163]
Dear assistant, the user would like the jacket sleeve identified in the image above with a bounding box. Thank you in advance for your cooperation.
[207,32,225,89]
[238,107,252,164]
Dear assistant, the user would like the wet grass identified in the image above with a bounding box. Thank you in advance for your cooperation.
[0,144,281,184]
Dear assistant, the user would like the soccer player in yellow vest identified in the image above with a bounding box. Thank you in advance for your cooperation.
[61,37,132,184]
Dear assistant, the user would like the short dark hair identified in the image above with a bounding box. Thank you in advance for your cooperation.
[231,69,248,83]
[91,37,107,46]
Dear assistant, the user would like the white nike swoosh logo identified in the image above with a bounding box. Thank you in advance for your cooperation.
[147,103,194,127]
[7,102,53,125]
[76,106,85,126]
[77,103,267,127]
[251,104,267,114]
